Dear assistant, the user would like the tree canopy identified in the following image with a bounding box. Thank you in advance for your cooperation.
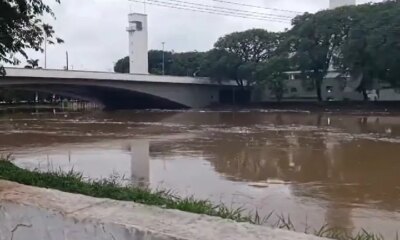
[114,56,130,74]
[0,0,63,74]
[114,50,206,77]
[255,56,290,102]
[209,29,282,87]
[114,0,400,102]
[214,29,281,63]
[335,1,400,90]
[284,9,353,100]
[199,49,241,82]
[114,29,281,88]
[285,0,400,100]
[25,59,40,69]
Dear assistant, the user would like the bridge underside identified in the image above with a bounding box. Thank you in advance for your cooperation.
[1,84,188,110]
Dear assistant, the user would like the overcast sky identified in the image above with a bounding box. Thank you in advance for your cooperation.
[20,0,382,71]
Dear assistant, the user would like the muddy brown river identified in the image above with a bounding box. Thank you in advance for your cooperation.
[1,108,399,238]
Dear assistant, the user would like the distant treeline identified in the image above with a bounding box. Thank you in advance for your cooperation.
[115,0,400,102]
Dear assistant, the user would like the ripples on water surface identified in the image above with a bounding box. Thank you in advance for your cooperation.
[1,108,400,238]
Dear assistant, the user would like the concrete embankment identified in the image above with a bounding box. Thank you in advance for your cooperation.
[0,180,327,240]
[212,101,400,114]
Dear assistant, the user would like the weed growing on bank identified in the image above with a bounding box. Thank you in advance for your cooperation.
[0,158,395,240]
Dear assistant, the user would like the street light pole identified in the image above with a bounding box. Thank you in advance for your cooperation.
[44,34,47,69]
[66,51,69,70]
[162,42,165,75]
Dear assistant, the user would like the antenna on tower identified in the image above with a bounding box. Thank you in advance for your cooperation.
[143,0,147,13]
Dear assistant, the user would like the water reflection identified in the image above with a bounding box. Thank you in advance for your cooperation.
[204,130,400,211]
[127,140,150,188]
[1,110,400,237]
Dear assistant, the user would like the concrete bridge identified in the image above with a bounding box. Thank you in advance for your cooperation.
[1,68,235,109]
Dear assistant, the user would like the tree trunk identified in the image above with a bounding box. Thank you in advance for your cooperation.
[232,87,236,104]
[315,78,323,102]
[276,90,283,102]
[362,89,368,101]
[236,79,244,88]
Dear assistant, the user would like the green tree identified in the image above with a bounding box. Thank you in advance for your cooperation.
[148,50,205,76]
[114,56,129,73]
[200,49,241,82]
[236,62,258,86]
[148,50,172,74]
[0,0,63,75]
[114,50,206,76]
[214,29,281,63]
[113,52,167,74]
[334,1,400,98]
[24,59,40,69]
[285,8,354,101]
[209,29,282,87]
[256,57,289,102]
[286,1,400,101]
[169,51,206,77]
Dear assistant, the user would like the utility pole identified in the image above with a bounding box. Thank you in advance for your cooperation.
[162,42,165,75]
[66,51,69,70]
[44,34,47,69]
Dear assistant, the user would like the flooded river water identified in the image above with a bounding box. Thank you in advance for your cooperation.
[1,108,399,237]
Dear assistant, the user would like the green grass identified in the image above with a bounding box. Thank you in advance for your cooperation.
[0,158,254,223]
[0,158,395,240]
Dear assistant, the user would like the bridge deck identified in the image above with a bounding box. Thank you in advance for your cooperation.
[3,68,237,86]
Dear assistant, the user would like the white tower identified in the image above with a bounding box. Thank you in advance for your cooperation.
[329,0,356,9]
[127,13,149,74]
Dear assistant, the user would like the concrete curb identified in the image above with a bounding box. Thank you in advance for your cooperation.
[0,180,328,240]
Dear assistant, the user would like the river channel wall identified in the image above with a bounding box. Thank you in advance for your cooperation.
[0,180,327,240]
[210,101,400,113]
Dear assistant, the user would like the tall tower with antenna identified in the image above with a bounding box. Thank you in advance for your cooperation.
[329,0,356,9]
[127,13,149,74]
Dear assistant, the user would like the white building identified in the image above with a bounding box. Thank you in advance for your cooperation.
[127,13,149,74]
[329,0,356,9]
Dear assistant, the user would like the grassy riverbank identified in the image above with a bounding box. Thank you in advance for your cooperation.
[0,159,390,240]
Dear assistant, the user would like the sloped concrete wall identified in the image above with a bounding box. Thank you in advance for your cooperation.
[0,181,327,240]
